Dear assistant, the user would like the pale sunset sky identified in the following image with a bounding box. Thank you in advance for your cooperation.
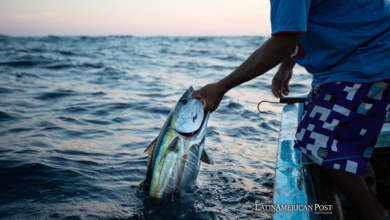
[0,0,272,36]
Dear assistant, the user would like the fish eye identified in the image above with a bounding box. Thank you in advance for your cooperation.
[181,98,188,105]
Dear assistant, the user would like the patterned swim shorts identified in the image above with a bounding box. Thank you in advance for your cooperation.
[294,79,390,175]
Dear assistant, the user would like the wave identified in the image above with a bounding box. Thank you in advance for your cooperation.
[0,36,312,220]
[36,91,76,100]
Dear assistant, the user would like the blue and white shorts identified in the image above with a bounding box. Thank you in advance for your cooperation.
[294,79,390,175]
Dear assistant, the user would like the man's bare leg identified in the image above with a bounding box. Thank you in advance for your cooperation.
[319,166,388,220]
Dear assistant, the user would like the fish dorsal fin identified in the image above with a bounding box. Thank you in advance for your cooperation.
[145,136,158,166]
[200,148,214,165]
[145,136,158,153]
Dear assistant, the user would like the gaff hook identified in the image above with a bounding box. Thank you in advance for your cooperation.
[257,101,280,114]
[257,97,307,114]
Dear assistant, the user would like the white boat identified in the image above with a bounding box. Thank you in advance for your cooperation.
[272,97,390,219]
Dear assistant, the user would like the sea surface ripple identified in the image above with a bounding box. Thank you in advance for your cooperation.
[0,35,311,219]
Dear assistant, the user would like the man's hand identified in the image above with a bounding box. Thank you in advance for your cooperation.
[272,58,295,99]
[190,83,226,113]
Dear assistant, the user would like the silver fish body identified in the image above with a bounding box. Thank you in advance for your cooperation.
[141,86,213,199]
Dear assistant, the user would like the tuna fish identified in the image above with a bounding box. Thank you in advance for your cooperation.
[140,86,214,198]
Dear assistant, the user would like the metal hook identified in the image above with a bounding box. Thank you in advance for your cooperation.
[257,100,280,114]
[258,97,307,113]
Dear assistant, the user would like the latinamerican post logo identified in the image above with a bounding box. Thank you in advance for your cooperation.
[255,204,333,214]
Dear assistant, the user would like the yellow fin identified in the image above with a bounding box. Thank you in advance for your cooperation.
[200,148,214,165]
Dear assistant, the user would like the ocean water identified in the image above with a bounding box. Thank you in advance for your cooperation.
[0,36,312,219]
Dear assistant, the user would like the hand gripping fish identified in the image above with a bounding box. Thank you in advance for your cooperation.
[140,86,214,198]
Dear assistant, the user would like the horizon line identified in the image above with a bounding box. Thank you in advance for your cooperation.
[0,34,271,38]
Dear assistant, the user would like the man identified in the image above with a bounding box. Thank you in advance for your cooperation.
[191,0,390,219]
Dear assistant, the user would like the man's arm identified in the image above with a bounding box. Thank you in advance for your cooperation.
[191,33,300,112]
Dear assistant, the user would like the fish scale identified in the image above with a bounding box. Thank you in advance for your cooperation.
[183,145,199,180]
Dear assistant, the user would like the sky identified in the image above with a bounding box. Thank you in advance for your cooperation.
[0,0,272,36]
